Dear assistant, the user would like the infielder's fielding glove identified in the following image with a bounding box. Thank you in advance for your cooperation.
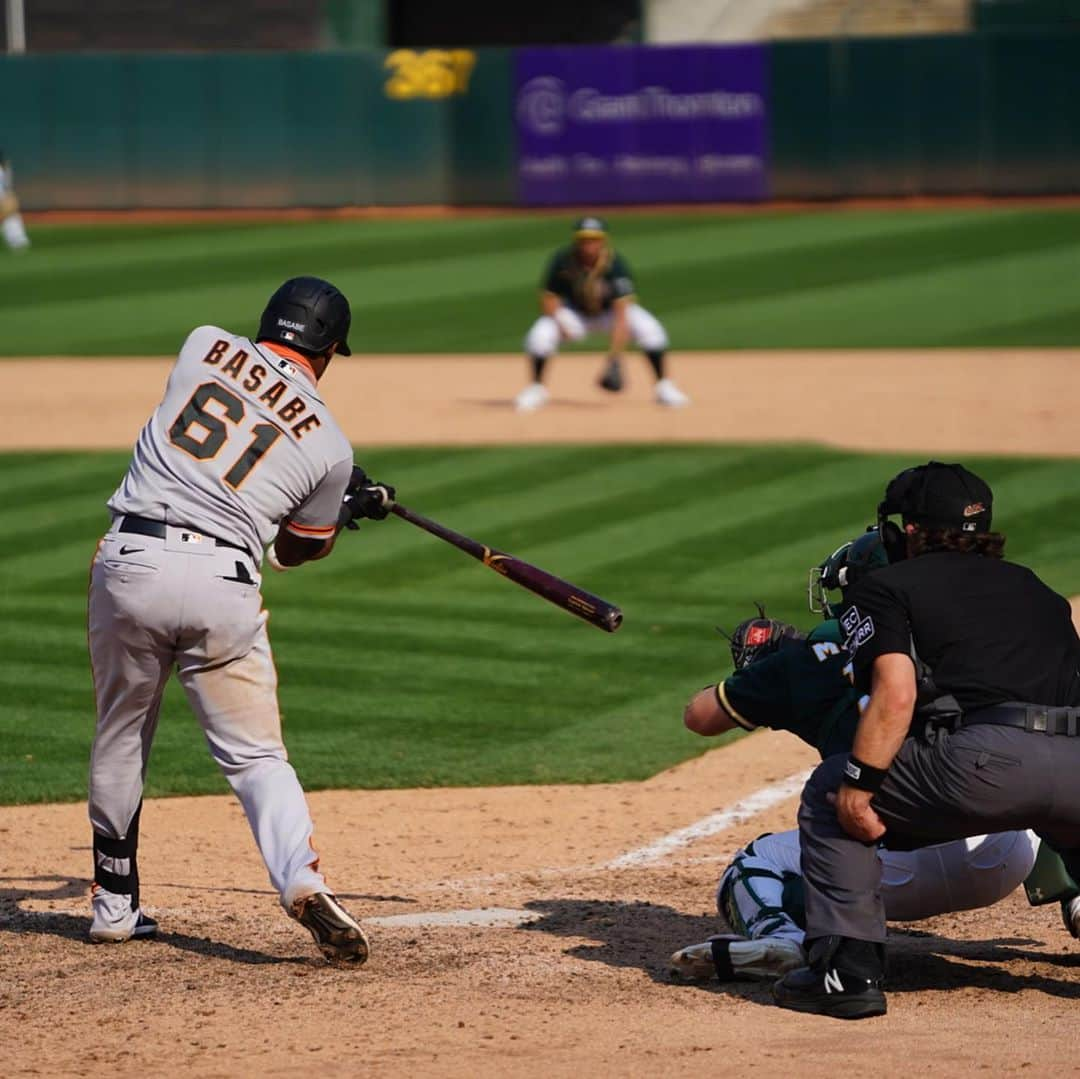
[719,603,802,670]
[598,355,624,392]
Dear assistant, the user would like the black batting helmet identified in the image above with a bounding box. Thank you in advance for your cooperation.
[257,276,352,357]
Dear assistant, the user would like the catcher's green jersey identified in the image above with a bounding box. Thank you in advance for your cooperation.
[542,246,635,316]
[717,619,861,759]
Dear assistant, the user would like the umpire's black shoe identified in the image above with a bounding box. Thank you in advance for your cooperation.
[772,936,886,1020]
[598,357,624,392]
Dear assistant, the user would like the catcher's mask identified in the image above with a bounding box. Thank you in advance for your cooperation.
[877,461,993,562]
[257,276,352,358]
[808,527,889,616]
[719,603,803,671]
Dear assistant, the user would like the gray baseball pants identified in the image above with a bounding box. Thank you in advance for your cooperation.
[799,724,1080,942]
[87,523,327,909]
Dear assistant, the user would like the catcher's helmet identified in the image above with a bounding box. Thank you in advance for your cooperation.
[257,276,352,357]
[808,527,888,616]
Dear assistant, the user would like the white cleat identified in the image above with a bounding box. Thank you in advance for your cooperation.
[89,886,158,943]
[654,378,690,408]
[514,382,550,412]
[669,934,805,983]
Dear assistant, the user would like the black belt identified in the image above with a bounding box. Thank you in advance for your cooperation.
[118,515,252,560]
[958,701,1080,737]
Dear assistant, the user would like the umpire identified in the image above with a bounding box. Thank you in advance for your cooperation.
[774,461,1080,1019]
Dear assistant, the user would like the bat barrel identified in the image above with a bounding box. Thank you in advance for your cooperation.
[565,590,623,633]
[389,501,623,633]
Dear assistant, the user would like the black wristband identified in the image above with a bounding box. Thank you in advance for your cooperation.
[843,755,889,793]
[335,498,357,533]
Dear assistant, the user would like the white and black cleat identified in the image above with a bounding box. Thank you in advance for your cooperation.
[290,892,369,965]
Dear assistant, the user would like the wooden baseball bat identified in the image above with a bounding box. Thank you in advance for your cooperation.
[389,502,623,633]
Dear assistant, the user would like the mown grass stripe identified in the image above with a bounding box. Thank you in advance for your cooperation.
[6,208,1080,354]
[8,445,1080,805]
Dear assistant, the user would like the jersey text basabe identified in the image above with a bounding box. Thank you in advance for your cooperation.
[107,325,353,559]
[201,339,323,440]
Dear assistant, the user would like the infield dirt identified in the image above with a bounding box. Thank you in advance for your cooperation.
[4,349,1080,1077]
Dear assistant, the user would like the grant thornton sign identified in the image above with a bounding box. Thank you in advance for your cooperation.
[515,45,769,204]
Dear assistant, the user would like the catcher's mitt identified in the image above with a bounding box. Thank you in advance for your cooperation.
[719,603,802,670]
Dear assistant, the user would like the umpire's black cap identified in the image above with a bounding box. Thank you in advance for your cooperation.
[880,461,993,533]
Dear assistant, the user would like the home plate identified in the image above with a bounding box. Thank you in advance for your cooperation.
[364,907,542,929]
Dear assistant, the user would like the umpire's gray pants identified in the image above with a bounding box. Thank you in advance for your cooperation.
[799,725,1080,942]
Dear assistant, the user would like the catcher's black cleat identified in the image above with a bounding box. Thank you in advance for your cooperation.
[598,357,624,392]
[290,892,369,965]
[772,936,886,1020]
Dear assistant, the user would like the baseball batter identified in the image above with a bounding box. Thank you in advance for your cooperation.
[669,530,1038,983]
[0,151,30,251]
[87,276,394,963]
[514,216,689,411]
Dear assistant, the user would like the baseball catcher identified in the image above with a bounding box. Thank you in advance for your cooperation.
[670,528,1039,984]
[513,216,689,411]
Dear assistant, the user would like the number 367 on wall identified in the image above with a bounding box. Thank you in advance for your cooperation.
[384,49,477,99]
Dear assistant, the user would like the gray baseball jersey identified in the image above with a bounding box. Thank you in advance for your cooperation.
[108,324,354,558]
[88,324,356,922]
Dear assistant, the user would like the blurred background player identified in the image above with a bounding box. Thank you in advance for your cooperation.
[0,151,30,252]
[514,216,689,411]
[668,530,1038,983]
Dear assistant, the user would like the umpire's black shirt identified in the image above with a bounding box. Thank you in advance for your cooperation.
[840,552,1080,711]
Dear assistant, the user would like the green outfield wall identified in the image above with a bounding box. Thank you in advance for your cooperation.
[2,32,1078,209]
[0,48,516,209]
[769,32,1080,198]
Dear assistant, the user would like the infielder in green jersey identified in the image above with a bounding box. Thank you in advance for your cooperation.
[513,216,690,411]
[669,529,1039,983]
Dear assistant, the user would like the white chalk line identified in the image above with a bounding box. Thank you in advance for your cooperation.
[6,771,809,934]
[603,768,813,869]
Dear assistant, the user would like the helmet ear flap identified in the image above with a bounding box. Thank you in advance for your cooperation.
[880,520,906,563]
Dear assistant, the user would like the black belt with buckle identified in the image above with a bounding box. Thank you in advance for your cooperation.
[118,515,252,560]
[959,701,1080,737]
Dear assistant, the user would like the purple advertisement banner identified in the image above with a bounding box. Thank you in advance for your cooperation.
[515,44,768,205]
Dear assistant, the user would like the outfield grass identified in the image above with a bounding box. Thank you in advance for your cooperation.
[4,444,1080,806]
[5,207,1080,355]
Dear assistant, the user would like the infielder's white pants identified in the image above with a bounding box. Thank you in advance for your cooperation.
[88,525,326,909]
[719,827,1039,943]
[1,213,28,250]
[524,303,668,358]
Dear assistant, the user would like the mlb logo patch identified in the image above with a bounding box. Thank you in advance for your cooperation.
[746,625,771,646]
